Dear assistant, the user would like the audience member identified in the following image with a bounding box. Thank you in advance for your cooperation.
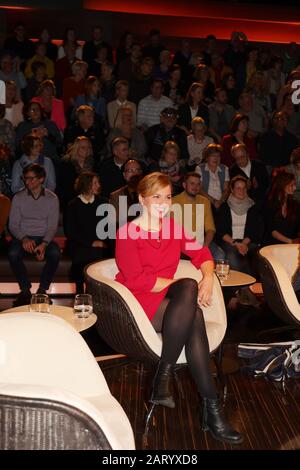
[57,136,94,210]
[238,91,267,137]
[25,61,47,102]
[118,43,142,82]
[285,147,300,202]
[25,42,55,79]
[145,107,188,162]
[0,53,27,96]
[178,82,209,135]
[62,60,88,112]
[32,79,66,132]
[58,27,82,60]
[137,78,172,130]
[209,88,236,142]
[109,158,144,225]
[106,106,146,160]
[3,22,34,64]
[0,104,16,158]
[65,171,109,293]
[82,25,113,65]
[259,111,298,174]
[107,80,136,128]
[264,170,300,246]
[187,117,213,168]
[192,64,215,105]
[216,175,262,306]
[156,140,185,196]
[4,80,24,128]
[116,31,134,66]
[222,73,240,109]
[142,28,165,65]
[229,143,269,203]
[11,134,56,194]
[16,101,62,160]
[163,64,185,109]
[64,104,105,162]
[99,136,129,197]
[38,28,58,62]
[99,62,116,103]
[74,75,106,122]
[172,172,224,260]
[0,190,10,253]
[128,57,154,105]
[0,142,12,197]
[197,143,229,213]
[221,113,257,167]
[8,163,60,306]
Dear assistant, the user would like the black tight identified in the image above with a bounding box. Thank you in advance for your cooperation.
[152,278,217,399]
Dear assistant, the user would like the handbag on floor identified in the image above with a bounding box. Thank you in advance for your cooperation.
[238,341,300,382]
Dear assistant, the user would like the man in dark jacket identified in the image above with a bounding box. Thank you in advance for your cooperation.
[229,143,269,203]
[145,107,188,162]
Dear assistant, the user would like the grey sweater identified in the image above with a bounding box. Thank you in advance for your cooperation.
[9,188,59,243]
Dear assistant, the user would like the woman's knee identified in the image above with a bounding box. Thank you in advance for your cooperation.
[177,278,198,294]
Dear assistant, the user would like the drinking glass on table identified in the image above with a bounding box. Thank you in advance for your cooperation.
[30,294,50,313]
[215,259,230,280]
[73,294,93,318]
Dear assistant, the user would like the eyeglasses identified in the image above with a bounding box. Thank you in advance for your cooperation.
[22,176,38,181]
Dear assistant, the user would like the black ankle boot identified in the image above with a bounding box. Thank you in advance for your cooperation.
[150,361,175,408]
[202,398,243,444]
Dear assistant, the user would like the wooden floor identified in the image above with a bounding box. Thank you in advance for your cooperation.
[1,292,300,450]
[98,347,300,451]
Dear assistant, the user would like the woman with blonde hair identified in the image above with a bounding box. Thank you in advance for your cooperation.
[4,80,23,128]
[178,82,209,134]
[57,136,94,210]
[115,172,243,444]
[32,79,66,132]
[74,75,106,121]
[107,80,136,129]
[62,60,88,112]
[158,140,185,195]
[187,116,213,167]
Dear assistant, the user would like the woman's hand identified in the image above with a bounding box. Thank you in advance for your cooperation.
[235,242,248,255]
[198,275,213,307]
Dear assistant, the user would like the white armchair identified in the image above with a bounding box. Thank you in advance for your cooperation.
[85,259,227,364]
[0,312,135,450]
[258,244,300,330]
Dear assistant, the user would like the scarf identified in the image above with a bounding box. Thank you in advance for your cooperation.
[227,193,254,216]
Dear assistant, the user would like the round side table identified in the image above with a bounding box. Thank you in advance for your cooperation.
[0,305,97,333]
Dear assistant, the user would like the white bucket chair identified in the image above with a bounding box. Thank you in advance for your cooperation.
[258,244,300,339]
[85,258,227,366]
[0,312,135,450]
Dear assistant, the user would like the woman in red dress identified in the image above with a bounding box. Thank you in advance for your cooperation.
[115,172,242,444]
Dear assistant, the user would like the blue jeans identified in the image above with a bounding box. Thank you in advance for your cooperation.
[220,240,257,275]
[208,241,225,262]
[8,237,61,291]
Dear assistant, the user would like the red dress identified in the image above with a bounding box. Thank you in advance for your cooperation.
[115,218,213,321]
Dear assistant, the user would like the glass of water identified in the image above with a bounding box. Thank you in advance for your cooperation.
[215,259,230,280]
[30,294,50,313]
[73,294,93,319]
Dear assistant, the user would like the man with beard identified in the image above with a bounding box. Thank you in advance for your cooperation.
[109,159,144,229]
